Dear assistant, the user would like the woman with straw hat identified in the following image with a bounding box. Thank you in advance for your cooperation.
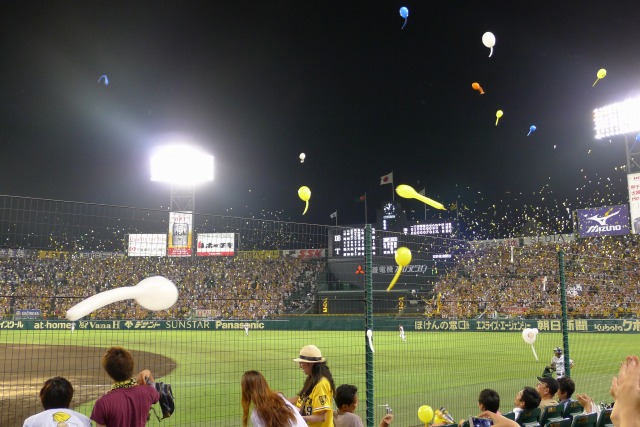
[290,345,336,427]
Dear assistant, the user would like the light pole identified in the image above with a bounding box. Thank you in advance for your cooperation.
[594,95,640,232]
[594,95,640,172]
[150,144,214,256]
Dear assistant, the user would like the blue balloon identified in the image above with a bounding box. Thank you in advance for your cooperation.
[636,134,640,143]
[527,125,537,137]
[98,75,109,86]
[399,7,409,29]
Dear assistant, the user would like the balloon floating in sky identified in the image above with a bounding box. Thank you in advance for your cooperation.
[396,184,446,210]
[636,134,640,143]
[592,68,607,87]
[399,7,409,29]
[471,82,485,95]
[298,186,311,215]
[299,153,306,163]
[98,75,109,86]
[528,125,537,136]
[482,32,496,57]
[387,247,412,291]
[495,110,504,126]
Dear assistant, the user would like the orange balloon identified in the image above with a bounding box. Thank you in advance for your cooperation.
[472,82,485,95]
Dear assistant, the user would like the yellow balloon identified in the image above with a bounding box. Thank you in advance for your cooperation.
[298,186,311,215]
[395,184,446,210]
[418,405,434,424]
[387,247,412,291]
[298,186,311,201]
[495,110,503,126]
[395,246,412,267]
[593,68,607,87]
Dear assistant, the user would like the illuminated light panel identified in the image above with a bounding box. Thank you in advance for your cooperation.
[150,145,214,185]
[594,96,640,139]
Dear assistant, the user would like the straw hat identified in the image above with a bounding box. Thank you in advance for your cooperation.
[293,345,326,363]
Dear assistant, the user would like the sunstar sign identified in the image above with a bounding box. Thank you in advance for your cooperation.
[577,205,630,237]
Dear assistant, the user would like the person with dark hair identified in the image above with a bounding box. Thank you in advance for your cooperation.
[290,345,335,427]
[478,389,500,413]
[91,346,159,427]
[334,384,393,427]
[512,387,541,421]
[536,377,559,409]
[241,370,307,427]
[557,377,576,407]
[23,376,91,427]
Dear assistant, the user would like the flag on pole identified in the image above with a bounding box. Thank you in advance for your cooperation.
[380,172,393,185]
[418,188,426,196]
[330,211,337,219]
[355,194,366,203]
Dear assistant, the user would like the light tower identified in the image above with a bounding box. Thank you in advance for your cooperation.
[593,95,640,173]
[150,144,214,212]
[150,144,214,256]
[594,95,640,233]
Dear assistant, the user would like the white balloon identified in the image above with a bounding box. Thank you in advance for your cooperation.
[482,32,495,48]
[521,328,537,345]
[299,153,306,163]
[482,32,495,57]
[66,276,179,321]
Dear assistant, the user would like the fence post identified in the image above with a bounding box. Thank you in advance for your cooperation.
[558,249,571,377]
[365,224,374,427]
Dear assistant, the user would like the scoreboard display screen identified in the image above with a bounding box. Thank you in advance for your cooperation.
[407,221,454,236]
[329,201,456,257]
[331,227,377,257]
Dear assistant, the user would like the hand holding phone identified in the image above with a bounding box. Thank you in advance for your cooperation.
[469,416,493,427]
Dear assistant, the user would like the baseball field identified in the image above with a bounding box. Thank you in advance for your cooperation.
[0,327,634,426]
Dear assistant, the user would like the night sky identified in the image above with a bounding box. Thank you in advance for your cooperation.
[2,1,640,229]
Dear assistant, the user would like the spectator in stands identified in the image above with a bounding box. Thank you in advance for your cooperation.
[557,377,575,408]
[512,387,541,421]
[290,345,335,427]
[609,354,640,427]
[456,389,501,426]
[23,376,92,427]
[91,346,159,427]
[334,384,393,427]
[241,370,307,427]
[478,389,500,413]
[536,377,559,409]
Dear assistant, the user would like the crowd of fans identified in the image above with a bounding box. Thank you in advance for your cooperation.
[427,234,640,319]
[0,233,639,320]
[0,255,323,320]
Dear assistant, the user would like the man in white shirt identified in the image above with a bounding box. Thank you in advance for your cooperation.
[23,376,91,427]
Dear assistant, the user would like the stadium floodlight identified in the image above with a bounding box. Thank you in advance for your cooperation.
[593,96,640,139]
[150,145,214,186]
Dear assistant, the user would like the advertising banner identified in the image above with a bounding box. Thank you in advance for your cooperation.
[628,173,640,234]
[168,211,193,256]
[196,233,235,256]
[127,234,167,257]
[577,205,630,237]
[2,318,638,333]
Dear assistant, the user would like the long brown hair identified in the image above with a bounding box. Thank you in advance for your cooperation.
[299,362,335,399]
[241,370,297,427]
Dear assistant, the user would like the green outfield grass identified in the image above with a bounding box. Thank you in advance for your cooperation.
[1,328,633,427]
